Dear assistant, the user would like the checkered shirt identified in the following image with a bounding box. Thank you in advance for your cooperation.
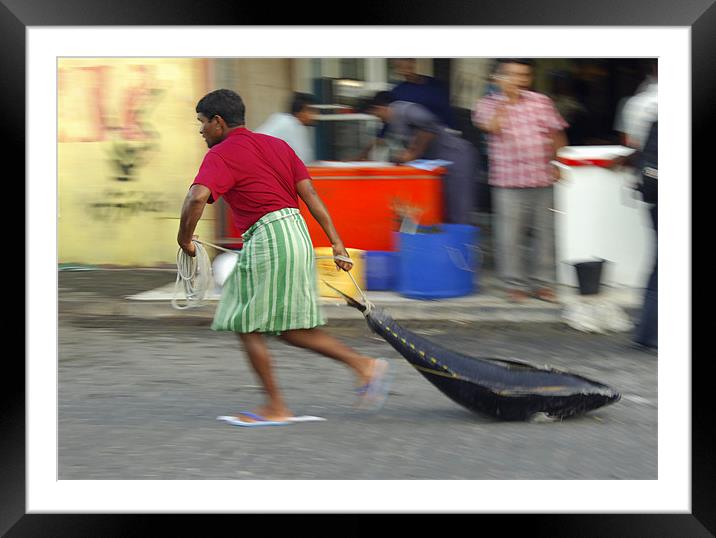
[473,90,568,188]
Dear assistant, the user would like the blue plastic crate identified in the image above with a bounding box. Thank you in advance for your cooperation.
[395,224,480,299]
[365,251,398,291]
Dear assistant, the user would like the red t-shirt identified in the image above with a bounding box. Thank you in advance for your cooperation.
[192,127,311,235]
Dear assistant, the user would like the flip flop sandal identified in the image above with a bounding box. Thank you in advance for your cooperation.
[216,411,291,427]
[217,412,327,427]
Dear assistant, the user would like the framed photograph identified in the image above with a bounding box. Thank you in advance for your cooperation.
[10,0,711,535]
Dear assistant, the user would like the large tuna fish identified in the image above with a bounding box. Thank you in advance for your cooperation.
[329,286,621,421]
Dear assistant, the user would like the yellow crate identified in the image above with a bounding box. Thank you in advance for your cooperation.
[314,247,365,298]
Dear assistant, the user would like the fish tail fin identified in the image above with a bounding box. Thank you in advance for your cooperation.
[322,281,367,313]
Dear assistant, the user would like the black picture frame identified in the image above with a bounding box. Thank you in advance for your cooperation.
[7,1,711,535]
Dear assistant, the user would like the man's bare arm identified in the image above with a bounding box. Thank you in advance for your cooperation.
[354,138,385,161]
[177,184,212,257]
[296,178,352,271]
[396,130,437,163]
[550,130,569,181]
[552,129,568,155]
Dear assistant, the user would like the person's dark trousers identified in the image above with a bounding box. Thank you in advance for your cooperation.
[634,204,657,349]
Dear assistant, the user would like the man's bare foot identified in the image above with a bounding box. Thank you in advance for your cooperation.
[507,289,530,303]
[533,287,558,303]
[354,359,391,410]
[355,357,382,388]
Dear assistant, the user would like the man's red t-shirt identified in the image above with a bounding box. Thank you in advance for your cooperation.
[192,127,311,235]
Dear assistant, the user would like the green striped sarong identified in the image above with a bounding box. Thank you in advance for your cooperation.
[211,207,324,335]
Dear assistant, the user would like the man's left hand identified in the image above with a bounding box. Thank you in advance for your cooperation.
[551,163,562,182]
[394,150,416,164]
[332,242,353,272]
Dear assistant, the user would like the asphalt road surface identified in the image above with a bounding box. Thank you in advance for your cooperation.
[59,316,657,480]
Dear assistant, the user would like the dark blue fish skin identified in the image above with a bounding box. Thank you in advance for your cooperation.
[364,305,621,421]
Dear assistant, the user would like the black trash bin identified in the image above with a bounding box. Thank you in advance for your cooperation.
[572,259,606,295]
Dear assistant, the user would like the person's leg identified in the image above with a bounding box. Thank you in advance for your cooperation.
[279,328,378,387]
[442,143,476,225]
[650,203,658,234]
[236,332,294,421]
[530,186,558,300]
[634,204,658,349]
[633,261,657,349]
[493,187,529,298]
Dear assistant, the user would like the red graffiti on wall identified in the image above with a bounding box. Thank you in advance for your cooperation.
[59,64,162,143]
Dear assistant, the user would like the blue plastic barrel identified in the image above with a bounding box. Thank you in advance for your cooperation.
[395,224,480,299]
[365,251,398,291]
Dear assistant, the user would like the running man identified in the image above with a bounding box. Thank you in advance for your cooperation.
[177,89,389,426]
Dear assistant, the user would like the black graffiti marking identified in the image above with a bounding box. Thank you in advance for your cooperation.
[87,191,168,221]
[107,140,159,182]
[105,86,166,182]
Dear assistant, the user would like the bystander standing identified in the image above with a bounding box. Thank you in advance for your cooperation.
[473,59,569,303]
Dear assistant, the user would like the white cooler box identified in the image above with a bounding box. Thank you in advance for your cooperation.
[553,145,655,289]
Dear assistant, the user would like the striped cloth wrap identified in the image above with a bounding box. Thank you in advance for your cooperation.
[211,207,324,335]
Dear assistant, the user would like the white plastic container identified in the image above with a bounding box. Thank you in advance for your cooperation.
[211,251,240,287]
[553,145,654,288]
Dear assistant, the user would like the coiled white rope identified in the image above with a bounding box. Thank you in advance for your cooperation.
[172,240,215,310]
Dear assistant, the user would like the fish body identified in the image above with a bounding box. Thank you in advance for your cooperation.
[333,287,621,421]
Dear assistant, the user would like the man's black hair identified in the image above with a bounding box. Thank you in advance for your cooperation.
[370,90,395,108]
[290,92,317,115]
[356,90,395,114]
[196,89,246,127]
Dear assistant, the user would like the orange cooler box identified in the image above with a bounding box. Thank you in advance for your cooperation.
[219,164,444,252]
[300,164,444,251]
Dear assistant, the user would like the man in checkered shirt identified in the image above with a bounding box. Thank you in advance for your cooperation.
[473,59,569,303]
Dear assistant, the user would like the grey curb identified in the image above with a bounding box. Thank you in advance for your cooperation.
[59,296,639,325]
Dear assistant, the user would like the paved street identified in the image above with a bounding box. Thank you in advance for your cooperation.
[59,315,657,480]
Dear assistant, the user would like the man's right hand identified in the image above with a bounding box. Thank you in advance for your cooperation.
[485,104,508,134]
[605,155,631,170]
[332,242,353,272]
[179,242,196,257]
[178,235,199,258]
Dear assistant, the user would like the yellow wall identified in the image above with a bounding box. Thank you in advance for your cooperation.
[58,58,213,266]
[210,58,293,130]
